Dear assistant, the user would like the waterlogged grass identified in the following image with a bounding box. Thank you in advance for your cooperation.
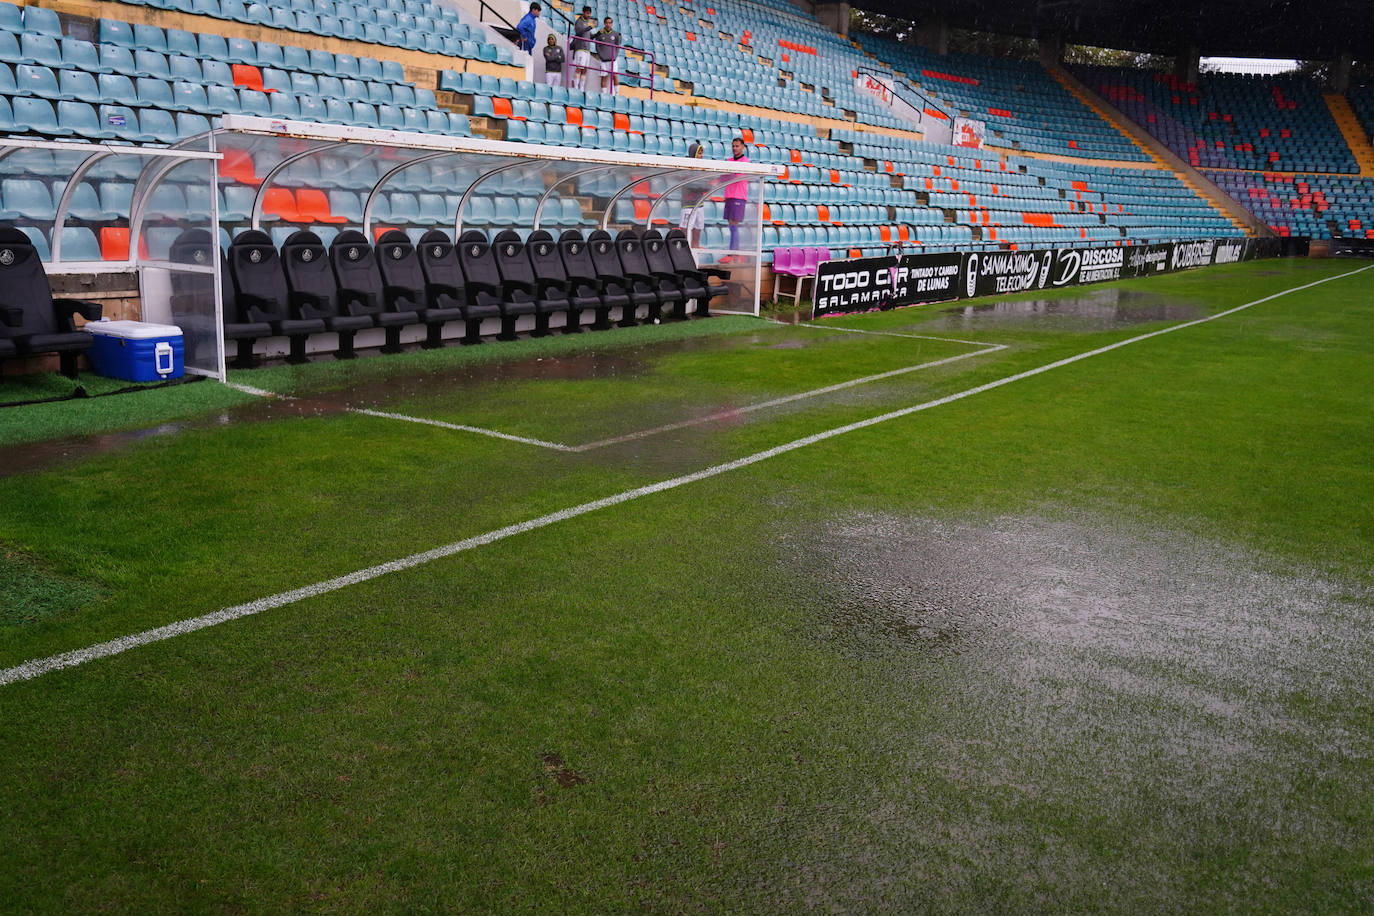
[0,259,1371,911]
[0,318,764,449]
[0,544,102,627]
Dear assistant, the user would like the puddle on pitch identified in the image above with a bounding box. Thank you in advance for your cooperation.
[785,510,1371,694]
[938,288,1204,330]
[0,329,811,477]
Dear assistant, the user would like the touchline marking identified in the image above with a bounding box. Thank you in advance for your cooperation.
[783,320,993,349]
[567,345,1005,451]
[3,263,1368,687]
[349,409,577,451]
[223,381,280,398]
[350,322,1006,451]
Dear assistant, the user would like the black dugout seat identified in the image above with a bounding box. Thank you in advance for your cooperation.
[615,227,684,324]
[329,229,417,354]
[0,226,101,378]
[632,229,692,322]
[417,229,497,345]
[376,229,465,349]
[226,229,325,365]
[168,228,227,368]
[587,229,646,327]
[665,227,729,317]
[556,230,619,331]
[494,229,570,338]
[280,230,373,359]
[525,230,583,334]
[458,229,535,341]
[635,228,697,322]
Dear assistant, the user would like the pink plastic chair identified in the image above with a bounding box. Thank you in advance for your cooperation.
[772,246,800,302]
[774,246,823,305]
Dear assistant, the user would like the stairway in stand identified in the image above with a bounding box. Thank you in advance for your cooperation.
[1046,63,1256,236]
[1323,94,1374,177]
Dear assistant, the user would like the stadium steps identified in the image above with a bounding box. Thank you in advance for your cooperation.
[1322,94,1374,177]
[1049,63,1263,237]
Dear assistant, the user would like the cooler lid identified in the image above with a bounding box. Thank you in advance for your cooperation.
[85,319,183,340]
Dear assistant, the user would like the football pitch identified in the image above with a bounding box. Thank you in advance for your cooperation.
[2,258,1372,911]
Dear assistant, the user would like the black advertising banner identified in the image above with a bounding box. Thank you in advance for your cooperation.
[960,249,1048,298]
[891,252,963,306]
[812,255,897,316]
[1167,238,1217,271]
[1210,237,1246,266]
[809,238,1266,318]
[1125,243,1174,278]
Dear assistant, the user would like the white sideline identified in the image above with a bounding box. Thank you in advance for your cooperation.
[349,409,578,451]
[223,381,281,398]
[348,323,1005,450]
[3,263,1369,687]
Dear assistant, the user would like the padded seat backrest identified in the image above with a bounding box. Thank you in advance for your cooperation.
[557,229,597,282]
[168,227,217,301]
[227,229,289,322]
[641,229,675,275]
[0,226,59,341]
[281,229,337,315]
[525,230,565,282]
[375,229,425,302]
[456,229,499,287]
[417,228,463,296]
[328,229,383,318]
[665,227,703,273]
[614,228,652,277]
[492,229,533,286]
[587,229,622,279]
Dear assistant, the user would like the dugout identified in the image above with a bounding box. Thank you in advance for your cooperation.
[187,116,776,364]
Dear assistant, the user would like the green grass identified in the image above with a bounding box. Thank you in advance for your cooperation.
[0,258,1371,911]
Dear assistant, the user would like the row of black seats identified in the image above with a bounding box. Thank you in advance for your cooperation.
[205,225,731,367]
[0,226,102,378]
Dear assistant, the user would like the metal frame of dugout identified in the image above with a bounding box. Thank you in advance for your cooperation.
[0,138,222,378]
[189,116,777,369]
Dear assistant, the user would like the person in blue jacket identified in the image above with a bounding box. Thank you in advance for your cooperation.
[515,2,540,53]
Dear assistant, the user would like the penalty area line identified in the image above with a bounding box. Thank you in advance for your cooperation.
[2,262,1368,688]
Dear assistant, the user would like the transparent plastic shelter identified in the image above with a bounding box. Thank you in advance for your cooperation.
[210,115,775,323]
[0,139,221,377]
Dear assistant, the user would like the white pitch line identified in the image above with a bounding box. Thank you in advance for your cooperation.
[352,323,1006,451]
[223,381,280,398]
[784,319,994,348]
[566,344,1005,451]
[3,262,1368,688]
[348,408,576,451]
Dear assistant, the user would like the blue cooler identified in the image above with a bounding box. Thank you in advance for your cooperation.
[86,320,184,382]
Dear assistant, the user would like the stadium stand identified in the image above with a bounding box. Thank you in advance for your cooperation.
[15,0,1371,364]
[1076,67,1357,174]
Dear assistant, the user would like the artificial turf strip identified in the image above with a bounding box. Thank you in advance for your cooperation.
[0,259,1371,910]
[0,374,258,448]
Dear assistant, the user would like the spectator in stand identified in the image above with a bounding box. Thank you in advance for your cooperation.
[595,16,621,95]
[515,2,540,53]
[543,34,565,88]
[679,141,706,247]
[570,6,596,90]
[725,136,749,252]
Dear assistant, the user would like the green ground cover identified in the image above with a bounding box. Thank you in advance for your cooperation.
[0,258,1370,911]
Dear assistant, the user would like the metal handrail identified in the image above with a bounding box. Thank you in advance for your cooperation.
[856,65,951,122]
[561,34,656,99]
[475,0,518,33]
